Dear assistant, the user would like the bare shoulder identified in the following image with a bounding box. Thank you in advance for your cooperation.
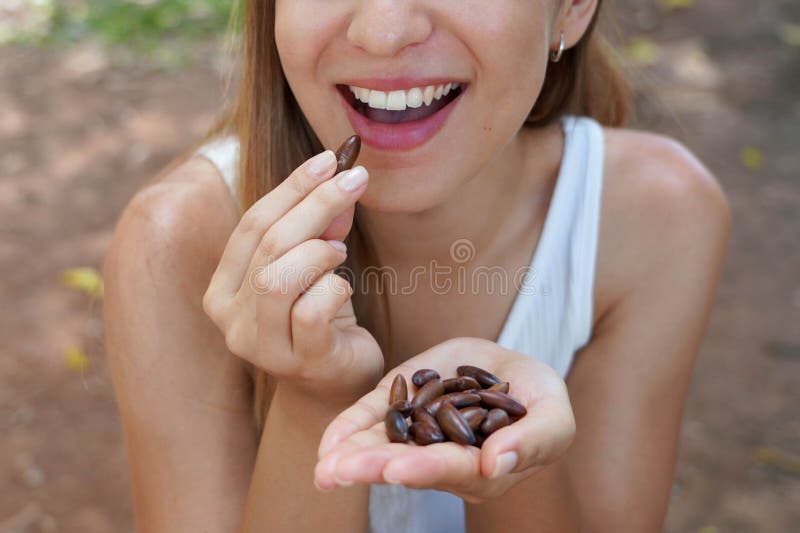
[103,154,251,413]
[105,154,240,291]
[594,127,732,318]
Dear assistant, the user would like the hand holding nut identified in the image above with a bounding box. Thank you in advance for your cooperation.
[314,337,576,503]
[203,136,384,405]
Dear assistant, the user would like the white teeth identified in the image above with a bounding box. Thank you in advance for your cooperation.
[368,90,387,110]
[347,82,462,110]
[423,85,435,106]
[406,87,423,108]
[386,90,406,111]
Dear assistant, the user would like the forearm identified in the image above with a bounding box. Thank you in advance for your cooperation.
[466,462,579,533]
[238,384,370,533]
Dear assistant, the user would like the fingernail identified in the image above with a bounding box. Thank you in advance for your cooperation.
[327,240,347,253]
[334,474,353,488]
[308,150,337,178]
[313,479,333,493]
[382,467,403,485]
[491,451,518,479]
[336,166,368,192]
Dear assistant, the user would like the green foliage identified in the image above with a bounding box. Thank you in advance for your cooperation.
[1,0,239,57]
[49,0,238,49]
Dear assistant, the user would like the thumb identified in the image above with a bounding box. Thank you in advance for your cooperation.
[479,396,576,479]
[319,205,355,241]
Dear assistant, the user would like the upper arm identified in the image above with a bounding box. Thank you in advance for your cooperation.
[103,156,257,533]
[564,132,731,531]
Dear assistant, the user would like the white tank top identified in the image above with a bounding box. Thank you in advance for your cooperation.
[195,114,605,533]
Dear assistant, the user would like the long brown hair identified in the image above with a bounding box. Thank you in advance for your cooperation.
[183,0,629,434]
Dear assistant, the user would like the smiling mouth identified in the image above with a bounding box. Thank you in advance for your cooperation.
[337,82,465,124]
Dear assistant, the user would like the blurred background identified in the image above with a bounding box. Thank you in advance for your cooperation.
[1,0,798,531]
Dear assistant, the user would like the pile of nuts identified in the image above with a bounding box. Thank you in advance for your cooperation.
[384,366,527,448]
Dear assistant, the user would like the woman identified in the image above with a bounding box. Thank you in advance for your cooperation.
[103,0,730,531]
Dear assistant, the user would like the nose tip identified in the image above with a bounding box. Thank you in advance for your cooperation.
[346,2,432,57]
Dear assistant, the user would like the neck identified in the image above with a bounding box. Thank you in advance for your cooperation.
[355,124,563,269]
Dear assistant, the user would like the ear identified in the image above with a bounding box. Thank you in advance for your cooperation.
[551,0,600,51]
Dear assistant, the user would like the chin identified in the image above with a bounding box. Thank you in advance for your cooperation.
[356,173,454,214]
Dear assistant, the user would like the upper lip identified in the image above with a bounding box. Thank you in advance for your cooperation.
[338,77,467,91]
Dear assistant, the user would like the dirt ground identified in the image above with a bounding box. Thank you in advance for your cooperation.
[1,1,798,532]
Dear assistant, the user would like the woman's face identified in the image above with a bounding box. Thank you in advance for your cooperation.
[275,0,561,212]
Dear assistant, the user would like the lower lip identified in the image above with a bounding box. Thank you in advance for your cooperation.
[339,89,465,151]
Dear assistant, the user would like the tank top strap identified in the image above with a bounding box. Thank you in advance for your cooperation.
[560,115,605,348]
[495,114,605,377]
[194,135,241,205]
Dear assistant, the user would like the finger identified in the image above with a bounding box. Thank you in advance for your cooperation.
[314,424,391,489]
[210,150,338,296]
[291,271,353,360]
[246,238,347,301]
[317,379,395,459]
[319,207,356,242]
[480,393,576,479]
[246,166,368,276]
[380,442,482,490]
[244,239,346,368]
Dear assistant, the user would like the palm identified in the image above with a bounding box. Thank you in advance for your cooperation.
[314,337,575,501]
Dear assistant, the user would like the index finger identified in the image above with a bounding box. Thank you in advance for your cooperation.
[215,135,361,297]
[210,149,339,296]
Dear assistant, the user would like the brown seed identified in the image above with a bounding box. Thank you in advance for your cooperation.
[411,378,445,410]
[456,365,502,388]
[410,422,446,445]
[334,135,361,174]
[389,374,408,405]
[442,376,481,393]
[412,407,438,427]
[480,408,510,436]
[476,390,527,418]
[425,392,481,416]
[412,369,440,388]
[423,396,449,417]
[488,382,510,394]
[460,406,488,432]
[435,402,476,446]
[391,400,413,417]
[474,432,486,448]
[385,408,409,443]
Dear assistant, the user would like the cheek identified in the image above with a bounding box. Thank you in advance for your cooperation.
[275,2,342,146]
[275,2,312,79]
[274,2,333,89]
[468,7,551,128]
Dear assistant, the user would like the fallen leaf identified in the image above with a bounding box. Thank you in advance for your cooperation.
[740,147,764,170]
[661,0,695,10]
[65,345,90,372]
[626,37,660,65]
[754,447,800,477]
[60,267,104,298]
[778,23,800,47]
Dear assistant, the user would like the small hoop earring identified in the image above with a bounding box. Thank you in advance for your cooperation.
[550,32,566,63]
